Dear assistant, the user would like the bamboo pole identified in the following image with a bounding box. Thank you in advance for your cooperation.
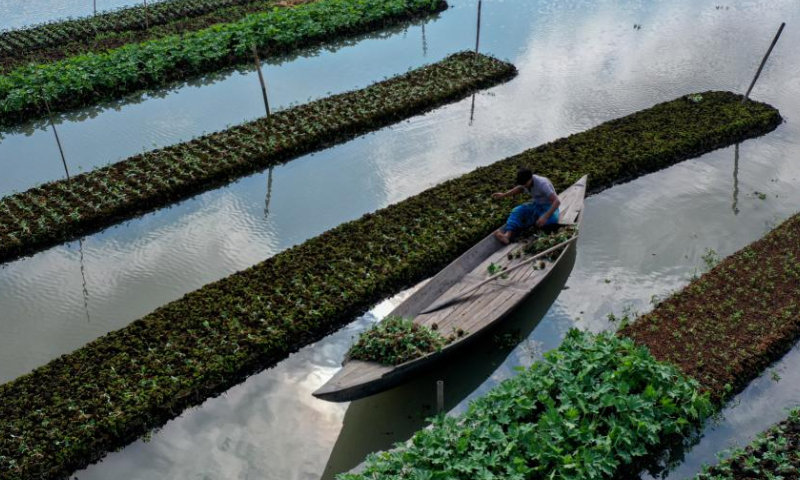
[93,0,97,15]
[474,0,482,55]
[144,0,149,30]
[43,95,71,182]
[742,22,785,103]
[436,380,444,413]
[252,44,271,117]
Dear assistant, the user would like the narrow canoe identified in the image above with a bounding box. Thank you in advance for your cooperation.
[313,175,588,402]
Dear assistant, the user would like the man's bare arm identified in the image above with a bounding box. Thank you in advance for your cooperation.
[492,186,525,199]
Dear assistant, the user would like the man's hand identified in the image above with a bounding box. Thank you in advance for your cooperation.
[492,192,505,200]
[535,217,547,228]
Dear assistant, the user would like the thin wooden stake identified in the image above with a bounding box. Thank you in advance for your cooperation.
[742,22,785,103]
[144,0,149,30]
[474,0,482,55]
[436,380,444,413]
[93,0,97,15]
[252,44,271,117]
[43,95,70,182]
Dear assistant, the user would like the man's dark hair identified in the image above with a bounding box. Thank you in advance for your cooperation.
[515,167,532,186]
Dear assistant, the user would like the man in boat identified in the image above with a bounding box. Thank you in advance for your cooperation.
[491,167,561,245]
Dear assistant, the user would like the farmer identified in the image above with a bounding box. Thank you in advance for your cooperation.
[491,168,560,245]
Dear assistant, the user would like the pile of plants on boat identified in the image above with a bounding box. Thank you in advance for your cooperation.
[348,316,450,365]
[0,92,780,480]
[0,51,516,263]
[517,224,577,259]
[0,0,448,126]
[622,211,800,402]
[693,407,800,480]
[340,330,713,480]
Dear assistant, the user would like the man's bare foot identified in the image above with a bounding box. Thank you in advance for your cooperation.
[494,230,510,245]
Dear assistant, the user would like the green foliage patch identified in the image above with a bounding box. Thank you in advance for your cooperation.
[348,316,450,365]
[0,0,278,59]
[341,330,713,480]
[0,52,516,264]
[0,92,779,480]
[0,0,447,126]
[694,408,800,479]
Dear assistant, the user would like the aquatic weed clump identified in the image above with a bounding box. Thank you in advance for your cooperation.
[348,316,450,365]
[342,330,712,480]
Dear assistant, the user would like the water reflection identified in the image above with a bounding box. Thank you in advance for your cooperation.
[264,167,275,220]
[468,93,477,126]
[732,143,740,215]
[78,238,92,324]
[321,248,575,479]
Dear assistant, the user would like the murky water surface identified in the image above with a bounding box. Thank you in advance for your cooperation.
[0,0,799,478]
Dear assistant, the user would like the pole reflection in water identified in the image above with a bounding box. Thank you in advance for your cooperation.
[78,237,92,323]
[469,93,477,126]
[321,247,577,479]
[264,166,275,220]
[421,24,428,57]
[732,143,740,215]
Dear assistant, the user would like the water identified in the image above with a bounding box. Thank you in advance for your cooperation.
[0,0,798,477]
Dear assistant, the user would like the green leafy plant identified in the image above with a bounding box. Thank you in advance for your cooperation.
[347,316,450,365]
[342,330,713,480]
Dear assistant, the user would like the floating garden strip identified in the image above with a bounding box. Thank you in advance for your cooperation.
[0,92,779,480]
[342,330,713,480]
[0,0,448,126]
[0,0,346,74]
[0,51,517,264]
[622,211,800,403]
[693,407,800,480]
[0,0,289,63]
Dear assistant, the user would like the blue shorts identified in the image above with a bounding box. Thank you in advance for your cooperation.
[503,202,560,233]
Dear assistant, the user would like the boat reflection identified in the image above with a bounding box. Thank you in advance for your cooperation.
[321,246,577,479]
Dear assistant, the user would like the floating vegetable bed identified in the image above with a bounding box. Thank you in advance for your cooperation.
[622,212,800,402]
[343,330,713,480]
[0,0,306,72]
[0,51,516,264]
[693,407,800,480]
[0,92,779,480]
[0,0,447,126]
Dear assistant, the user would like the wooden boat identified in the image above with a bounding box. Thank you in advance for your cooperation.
[313,175,587,402]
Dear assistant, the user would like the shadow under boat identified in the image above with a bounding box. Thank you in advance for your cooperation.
[320,245,577,480]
